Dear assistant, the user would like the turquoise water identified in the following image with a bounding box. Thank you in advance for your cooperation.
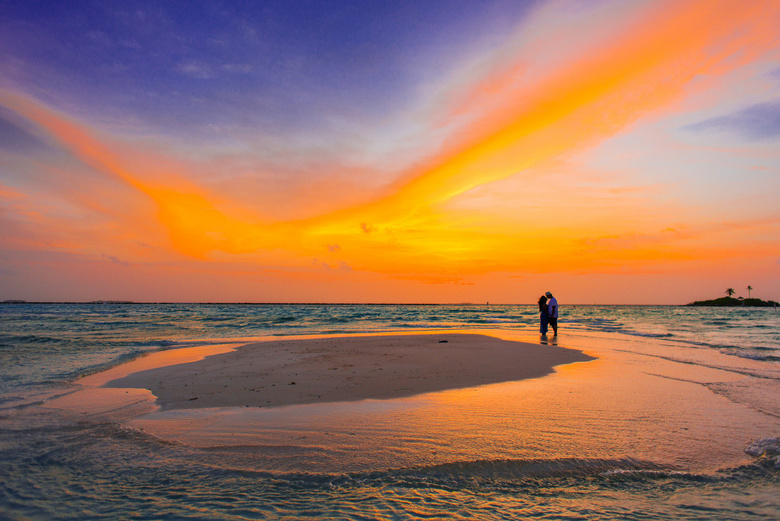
[1,303,779,519]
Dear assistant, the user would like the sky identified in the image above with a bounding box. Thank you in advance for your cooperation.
[0,0,778,304]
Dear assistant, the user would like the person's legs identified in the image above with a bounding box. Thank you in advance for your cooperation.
[540,314,548,334]
[549,317,558,335]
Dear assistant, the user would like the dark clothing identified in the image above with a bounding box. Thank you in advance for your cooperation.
[540,312,549,334]
[538,300,549,334]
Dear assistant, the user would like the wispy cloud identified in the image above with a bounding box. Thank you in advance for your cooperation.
[684,101,780,140]
[0,114,49,153]
[176,61,214,79]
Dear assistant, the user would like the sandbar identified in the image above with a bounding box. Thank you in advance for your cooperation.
[104,333,594,410]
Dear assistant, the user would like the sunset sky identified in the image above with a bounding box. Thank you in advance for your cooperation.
[1,0,778,304]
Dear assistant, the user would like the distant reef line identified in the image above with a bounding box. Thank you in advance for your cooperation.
[686,296,779,307]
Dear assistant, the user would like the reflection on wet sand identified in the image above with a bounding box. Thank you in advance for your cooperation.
[45,329,780,476]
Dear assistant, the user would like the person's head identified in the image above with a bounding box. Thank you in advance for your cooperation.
[545,291,553,298]
[538,295,547,305]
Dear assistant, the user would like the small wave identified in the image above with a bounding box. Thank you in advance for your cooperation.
[193,454,780,495]
[743,437,780,471]
[704,320,732,326]
[620,331,675,339]
[728,347,780,362]
[599,468,717,483]
[737,352,769,361]
[183,456,681,488]
[272,316,299,324]
[321,317,351,324]
[575,319,675,339]
[128,339,180,348]
[393,457,671,482]
[60,349,149,381]
[0,334,64,346]
[199,316,234,322]
[745,437,779,458]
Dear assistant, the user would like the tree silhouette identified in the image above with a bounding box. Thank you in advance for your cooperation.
[747,285,753,298]
[725,288,735,298]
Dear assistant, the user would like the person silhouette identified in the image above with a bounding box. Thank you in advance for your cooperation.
[545,291,558,335]
[538,295,549,335]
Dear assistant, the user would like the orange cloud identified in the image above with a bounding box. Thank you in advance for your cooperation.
[2,0,778,281]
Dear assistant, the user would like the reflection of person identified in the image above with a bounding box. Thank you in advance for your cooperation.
[546,291,558,335]
[538,295,549,335]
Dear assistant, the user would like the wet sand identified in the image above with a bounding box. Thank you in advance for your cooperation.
[102,333,593,410]
[41,330,780,475]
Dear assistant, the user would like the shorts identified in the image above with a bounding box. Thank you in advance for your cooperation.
[548,317,558,328]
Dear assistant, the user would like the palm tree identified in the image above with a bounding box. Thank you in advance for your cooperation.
[725,288,735,298]
[746,285,753,298]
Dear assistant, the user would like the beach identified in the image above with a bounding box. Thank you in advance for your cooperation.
[2,303,779,519]
[45,327,779,475]
[101,333,593,410]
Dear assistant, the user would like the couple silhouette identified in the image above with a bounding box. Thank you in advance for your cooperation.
[538,291,558,336]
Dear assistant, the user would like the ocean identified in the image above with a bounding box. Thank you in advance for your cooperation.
[1,303,779,520]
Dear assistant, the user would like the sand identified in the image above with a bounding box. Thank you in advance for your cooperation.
[42,331,780,474]
[103,333,594,410]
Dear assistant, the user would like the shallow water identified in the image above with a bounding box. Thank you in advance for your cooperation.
[2,303,778,394]
[1,304,779,519]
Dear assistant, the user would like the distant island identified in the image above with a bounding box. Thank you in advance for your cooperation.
[687,296,779,307]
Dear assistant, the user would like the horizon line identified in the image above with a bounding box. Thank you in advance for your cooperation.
[1,300,692,306]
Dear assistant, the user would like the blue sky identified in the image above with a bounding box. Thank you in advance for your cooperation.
[0,1,537,136]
